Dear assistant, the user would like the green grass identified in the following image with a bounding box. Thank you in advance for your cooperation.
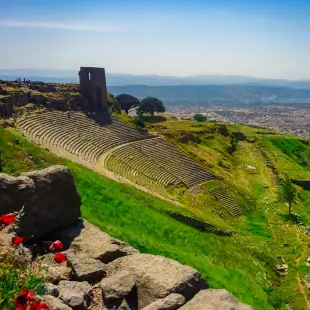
[2,121,310,309]
[0,259,44,310]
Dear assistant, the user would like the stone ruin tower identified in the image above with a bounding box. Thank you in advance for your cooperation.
[78,67,110,120]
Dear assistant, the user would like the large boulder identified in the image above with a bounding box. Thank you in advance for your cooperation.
[51,219,138,264]
[178,289,253,310]
[0,173,37,215]
[105,254,207,309]
[0,165,81,239]
[142,294,185,310]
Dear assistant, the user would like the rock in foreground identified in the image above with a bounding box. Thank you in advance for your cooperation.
[178,289,254,310]
[141,293,185,310]
[50,219,139,263]
[106,253,208,309]
[0,165,81,239]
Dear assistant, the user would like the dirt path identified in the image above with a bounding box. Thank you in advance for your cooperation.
[296,229,310,309]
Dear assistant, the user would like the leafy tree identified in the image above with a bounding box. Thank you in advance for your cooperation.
[193,114,207,122]
[278,178,297,215]
[107,93,121,113]
[115,94,140,114]
[137,97,166,116]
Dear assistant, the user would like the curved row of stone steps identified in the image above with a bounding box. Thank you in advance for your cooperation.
[105,154,168,196]
[107,138,216,188]
[209,187,242,216]
[106,144,181,188]
[18,111,152,164]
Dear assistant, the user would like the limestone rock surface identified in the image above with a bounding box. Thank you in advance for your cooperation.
[58,280,92,310]
[39,295,72,310]
[101,270,136,301]
[178,289,253,310]
[44,283,60,297]
[106,254,207,309]
[142,293,185,310]
[52,219,138,263]
[67,254,106,283]
[36,253,72,284]
[0,225,33,266]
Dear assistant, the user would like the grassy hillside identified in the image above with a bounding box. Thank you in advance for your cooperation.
[1,122,310,309]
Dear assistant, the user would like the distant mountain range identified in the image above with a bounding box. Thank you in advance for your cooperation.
[1,69,309,107]
[0,69,309,89]
[107,85,310,107]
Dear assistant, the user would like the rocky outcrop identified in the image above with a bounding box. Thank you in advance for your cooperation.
[178,289,253,310]
[50,219,138,263]
[0,166,254,310]
[0,165,81,239]
[105,254,207,309]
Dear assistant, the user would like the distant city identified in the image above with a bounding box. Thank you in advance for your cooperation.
[167,105,310,139]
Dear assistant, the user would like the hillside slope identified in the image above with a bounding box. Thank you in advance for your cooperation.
[1,122,310,309]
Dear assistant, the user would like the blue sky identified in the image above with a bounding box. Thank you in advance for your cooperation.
[1,0,309,79]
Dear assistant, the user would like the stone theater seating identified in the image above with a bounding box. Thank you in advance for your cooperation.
[18,110,242,217]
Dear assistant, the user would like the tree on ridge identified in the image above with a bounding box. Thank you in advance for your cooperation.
[115,94,140,114]
[278,178,297,215]
[136,96,166,116]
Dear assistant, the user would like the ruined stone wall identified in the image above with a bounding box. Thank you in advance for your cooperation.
[11,92,28,107]
[0,97,14,118]
[0,92,28,118]
[78,67,109,112]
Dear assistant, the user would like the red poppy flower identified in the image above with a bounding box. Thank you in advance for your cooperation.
[15,288,35,309]
[54,252,66,264]
[12,237,25,245]
[30,301,49,310]
[49,240,64,251]
[0,213,16,225]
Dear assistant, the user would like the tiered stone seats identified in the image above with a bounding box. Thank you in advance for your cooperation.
[104,137,216,197]
[209,187,242,216]
[18,110,242,215]
[105,144,181,189]
[120,138,216,188]
[18,111,152,164]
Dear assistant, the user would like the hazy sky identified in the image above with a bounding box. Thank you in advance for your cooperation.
[1,0,310,79]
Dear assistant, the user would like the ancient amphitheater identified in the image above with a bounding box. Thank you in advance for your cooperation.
[16,67,242,218]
